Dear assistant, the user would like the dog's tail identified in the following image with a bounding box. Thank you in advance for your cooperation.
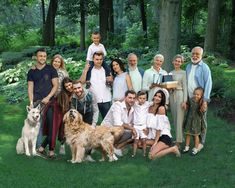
[110,126,124,140]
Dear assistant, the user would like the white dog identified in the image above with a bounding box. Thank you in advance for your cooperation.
[16,105,41,156]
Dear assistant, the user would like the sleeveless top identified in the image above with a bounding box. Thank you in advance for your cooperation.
[112,72,128,101]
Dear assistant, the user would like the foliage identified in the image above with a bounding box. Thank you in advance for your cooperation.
[64,58,85,80]
[0,52,25,67]
[122,22,147,49]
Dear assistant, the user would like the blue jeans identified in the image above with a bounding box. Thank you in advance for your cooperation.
[98,101,111,119]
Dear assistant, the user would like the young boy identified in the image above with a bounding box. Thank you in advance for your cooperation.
[132,91,151,157]
[86,31,111,88]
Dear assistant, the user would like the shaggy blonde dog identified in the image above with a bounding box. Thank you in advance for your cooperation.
[63,109,124,163]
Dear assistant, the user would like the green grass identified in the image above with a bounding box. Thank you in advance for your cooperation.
[0,96,235,188]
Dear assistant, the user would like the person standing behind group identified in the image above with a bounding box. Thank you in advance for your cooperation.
[51,54,69,96]
[142,54,169,103]
[111,58,133,101]
[127,53,144,92]
[169,55,187,149]
[85,31,111,88]
[186,46,212,151]
[27,48,59,158]
[183,87,205,156]
[80,52,112,119]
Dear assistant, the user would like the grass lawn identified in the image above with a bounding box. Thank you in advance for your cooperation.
[0,95,234,188]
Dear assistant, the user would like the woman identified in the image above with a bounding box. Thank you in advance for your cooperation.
[111,59,133,101]
[37,77,73,158]
[148,90,180,160]
[142,54,169,104]
[51,54,69,96]
[169,55,187,149]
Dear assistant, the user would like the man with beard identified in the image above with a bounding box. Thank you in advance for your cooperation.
[186,46,212,153]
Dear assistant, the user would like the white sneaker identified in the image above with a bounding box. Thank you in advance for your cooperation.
[85,155,95,162]
[198,143,204,152]
[114,148,123,157]
[59,144,65,155]
[113,154,118,161]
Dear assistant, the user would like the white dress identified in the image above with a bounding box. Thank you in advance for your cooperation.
[146,113,157,139]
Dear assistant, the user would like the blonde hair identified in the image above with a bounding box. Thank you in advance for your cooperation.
[51,54,65,70]
[173,54,184,63]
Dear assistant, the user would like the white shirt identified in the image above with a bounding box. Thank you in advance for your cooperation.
[86,43,107,61]
[142,66,168,101]
[156,115,172,138]
[90,67,111,103]
[188,64,198,98]
[101,101,134,127]
[133,101,151,126]
[129,67,142,92]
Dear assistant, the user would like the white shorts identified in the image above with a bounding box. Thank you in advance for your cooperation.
[133,125,147,139]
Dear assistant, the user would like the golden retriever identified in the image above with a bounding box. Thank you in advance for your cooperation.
[63,109,124,163]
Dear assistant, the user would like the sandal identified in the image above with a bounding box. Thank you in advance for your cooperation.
[191,148,199,156]
[182,146,189,153]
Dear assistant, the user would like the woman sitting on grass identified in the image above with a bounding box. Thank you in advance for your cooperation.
[148,90,181,160]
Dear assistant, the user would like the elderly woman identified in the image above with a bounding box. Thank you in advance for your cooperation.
[142,54,169,103]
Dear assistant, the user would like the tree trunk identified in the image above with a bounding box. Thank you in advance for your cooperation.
[230,0,235,60]
[204,0,220,53]
[158,0,182,72]
[41,0,45,24]
[42,0,58,46]
[80,0,86,51]
[99,0,109,43]
[140,0,147,38]
[109,0,114,33]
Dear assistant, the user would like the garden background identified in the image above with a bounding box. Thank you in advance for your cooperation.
[0,0,235,187]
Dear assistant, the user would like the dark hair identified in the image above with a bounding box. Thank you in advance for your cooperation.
[110,58,126,77]
[194,86,204,108]
[137,90,148,100]
[125,90,136,97]
[57,77,73,114]
[153,90,166,115]
[35,48,46,55]
[93,51,104,58]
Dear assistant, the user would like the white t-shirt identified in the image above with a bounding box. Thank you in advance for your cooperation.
[133,101,151,126]
[188,64,198,98]
[86,43,107,61]
[90,67,111,103]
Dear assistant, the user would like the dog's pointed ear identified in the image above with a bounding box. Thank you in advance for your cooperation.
[36,104,41,110]
[26,106,31,112]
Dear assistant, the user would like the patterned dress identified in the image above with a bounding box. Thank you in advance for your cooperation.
[184,98,204,136]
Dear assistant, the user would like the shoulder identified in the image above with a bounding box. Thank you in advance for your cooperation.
[158,106,166,115]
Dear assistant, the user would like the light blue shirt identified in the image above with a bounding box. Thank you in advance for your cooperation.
[186,60,212,102]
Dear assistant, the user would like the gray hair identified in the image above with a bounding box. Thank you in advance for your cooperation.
[127,53,138,60]
[173,54,184,63]
[153,54,164,62]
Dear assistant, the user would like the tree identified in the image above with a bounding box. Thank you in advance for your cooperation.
[204,0,221,53]
[158,0,182,71]
[230,0,235,60]
[42,0,58,46]
[99,0,114,43]
[139,0,147,38]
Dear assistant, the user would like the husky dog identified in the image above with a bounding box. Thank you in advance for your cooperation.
[16,105,41,156]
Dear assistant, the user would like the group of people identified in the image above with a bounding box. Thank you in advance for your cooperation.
[26,31,212,160]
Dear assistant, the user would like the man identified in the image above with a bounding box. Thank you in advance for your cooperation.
[127,53,144,92]
[101,90,137,156]
[80,52,112,119]
[186,46,212,151]
[27,48,58,153]
[71,80,99,161]
[71,80,98,127]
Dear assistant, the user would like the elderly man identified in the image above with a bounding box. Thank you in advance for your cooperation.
[127,53,144,92]
[186,46,212,151]
[101,90,136,156]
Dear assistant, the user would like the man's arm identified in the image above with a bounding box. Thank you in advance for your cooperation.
[79,63,90,84]
[28,81,34,107]
[41,78,58,105]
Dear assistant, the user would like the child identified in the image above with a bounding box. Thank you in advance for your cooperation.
[86,31,111,88]
[183,87,205,156]
[132,91,151,157]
